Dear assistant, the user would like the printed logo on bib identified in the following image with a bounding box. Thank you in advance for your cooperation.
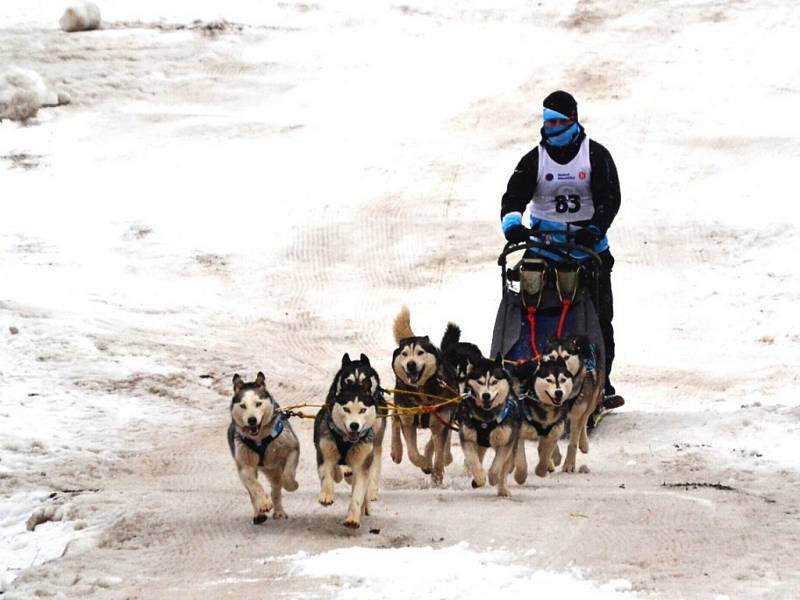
[557,173,575,181]
[578,171,587,180]
[545,173,554,181]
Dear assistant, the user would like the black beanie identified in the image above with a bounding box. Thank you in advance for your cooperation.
[543,90,578,120]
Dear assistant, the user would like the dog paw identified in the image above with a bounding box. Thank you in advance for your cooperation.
[421,467,432,475]
[488,470,500,486]
[561,461,576,473]
[343,517,361,529]
[256,497,273,514]
[579,440,589,454]
[368,489,379,502]
[272,508,288,519]
[333,466,344,483]
[283,478,299,492]
[431,471,444,487]
[513,469,528,485]
[318,493,335,506]
[253,514,268,525]
[471,474,486,488]
[497,486,511,498]
[534,463,550,478]
[390,449,403,464]
[548,460,556,472]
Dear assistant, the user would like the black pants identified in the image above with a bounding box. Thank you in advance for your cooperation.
[597,250,616,395]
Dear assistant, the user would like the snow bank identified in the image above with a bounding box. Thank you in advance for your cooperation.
[286,544,638,599]
[0,491,89,592]
[59,2,101,32]
[0,67,60,121]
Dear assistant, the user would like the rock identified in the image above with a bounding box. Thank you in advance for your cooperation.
[59,2,101,32]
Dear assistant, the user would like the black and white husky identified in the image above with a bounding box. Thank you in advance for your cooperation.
[540,336,605,472]
[457,355,519,497]
[514,358,574,483]
[323,352,386,502]
[227,372,299,523]
[314,388,383,529]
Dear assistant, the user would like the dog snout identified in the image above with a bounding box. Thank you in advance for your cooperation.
[349,422,360,433]
[406,361,418,373]
[554,390,563,401]
[481,392,491,402]
[247,416,258,427]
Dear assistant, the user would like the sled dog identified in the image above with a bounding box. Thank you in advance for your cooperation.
[314,386,382,528]
[540,335,605,472]
[324,352,386,501]
[227,372,299,523]
[390,306,458,485]
[514,358,574,483]
[458,355,519,497]
[440,322,483,391]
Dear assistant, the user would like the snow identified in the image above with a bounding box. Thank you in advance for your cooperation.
[1,0,800,597]
[287,543,639,599]
[0,491,93,593]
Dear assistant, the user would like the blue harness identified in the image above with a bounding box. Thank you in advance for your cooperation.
[236,413,286,467]
[463,397,517,448]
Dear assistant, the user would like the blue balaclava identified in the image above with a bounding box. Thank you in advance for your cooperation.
[542,90,580,147]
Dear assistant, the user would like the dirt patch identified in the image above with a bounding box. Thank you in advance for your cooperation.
[1,152,43,170]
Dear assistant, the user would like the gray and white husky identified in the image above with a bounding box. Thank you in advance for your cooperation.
[514,358,574,483]
[314,384,384,529]
[540,335,605,472]
[457,355,519,497]
[227,372,299,523]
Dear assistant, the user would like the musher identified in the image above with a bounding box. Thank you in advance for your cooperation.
[499,90,624,415]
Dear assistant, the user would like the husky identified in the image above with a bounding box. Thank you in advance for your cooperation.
[540,335,605,472]
[314,387,383,528]
[227,372,299,524]
[514,358,574,483]
[389,306,458,485]
[326,352,381,405]
[440,322,483,391]
[325,352,386,501]
[457,355,519,497]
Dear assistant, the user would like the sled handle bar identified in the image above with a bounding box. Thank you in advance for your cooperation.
[497,233,603,269]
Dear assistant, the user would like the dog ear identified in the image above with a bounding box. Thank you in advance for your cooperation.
[360,353,370,367]
[232,374,243,393]
[341,353,351,367]
[494,353,504,367]
[255,372,266,388]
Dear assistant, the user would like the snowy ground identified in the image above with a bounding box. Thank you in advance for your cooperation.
[2,0,800,598]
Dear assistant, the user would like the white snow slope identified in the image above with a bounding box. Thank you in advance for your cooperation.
[1,0,799,598]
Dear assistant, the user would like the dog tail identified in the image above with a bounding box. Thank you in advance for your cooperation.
[440,322,461,352]
[393,305,414,343]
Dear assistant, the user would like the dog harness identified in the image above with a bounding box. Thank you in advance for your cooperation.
[518,392,567,438]
[463,398,517,448]
[236,413,285,467]
[326,415,373,466]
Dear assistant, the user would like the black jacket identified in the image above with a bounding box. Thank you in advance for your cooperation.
[500,126,621,236]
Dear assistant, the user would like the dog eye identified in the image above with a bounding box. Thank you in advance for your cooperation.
[415,349,424,356]
[343,407,351,413]
[239,403,246,409]
[359,408,367,414]
[255,402,262,408]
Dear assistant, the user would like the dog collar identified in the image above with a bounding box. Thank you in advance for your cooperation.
[236,413,285,467]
